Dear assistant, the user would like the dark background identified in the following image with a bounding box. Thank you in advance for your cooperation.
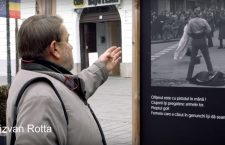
[141,0,225,145]
[142,87,225,145]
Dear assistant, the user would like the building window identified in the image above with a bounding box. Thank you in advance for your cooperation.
[36,0,56,15]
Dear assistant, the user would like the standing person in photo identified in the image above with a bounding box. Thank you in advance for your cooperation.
[186,7,214,81]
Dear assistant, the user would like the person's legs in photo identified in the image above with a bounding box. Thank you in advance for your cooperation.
[200,47,214,75]
[218,39,223,49]
[207,36,213,47]
[186,45,199,81]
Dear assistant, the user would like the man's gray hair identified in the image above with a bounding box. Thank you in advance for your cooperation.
[17,15,63,60]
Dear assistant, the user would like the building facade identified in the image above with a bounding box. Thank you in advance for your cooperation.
[0,0,132,77]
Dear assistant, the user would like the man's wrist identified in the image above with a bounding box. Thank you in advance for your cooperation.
[94,60,109,77]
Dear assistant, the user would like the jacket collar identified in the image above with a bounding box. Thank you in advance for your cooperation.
[21,59,86,100]
[21,59,72,74]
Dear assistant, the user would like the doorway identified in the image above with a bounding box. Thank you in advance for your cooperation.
[79,6,121,75]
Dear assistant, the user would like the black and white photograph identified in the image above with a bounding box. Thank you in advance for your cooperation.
[142,1,225,145]
[151,0,225,87]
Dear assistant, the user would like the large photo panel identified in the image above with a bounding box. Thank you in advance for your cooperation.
[141,0,225,145]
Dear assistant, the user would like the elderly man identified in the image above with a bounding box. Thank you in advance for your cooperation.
[186,7,214,81]
[7,15,121,145]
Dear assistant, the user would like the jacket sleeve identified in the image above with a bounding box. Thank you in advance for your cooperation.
[14,83,67,145]
[78,60,109,99]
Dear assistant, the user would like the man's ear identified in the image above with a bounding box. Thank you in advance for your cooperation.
[49,40,60,59]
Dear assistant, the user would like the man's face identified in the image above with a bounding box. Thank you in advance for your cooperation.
[57,24,74,71]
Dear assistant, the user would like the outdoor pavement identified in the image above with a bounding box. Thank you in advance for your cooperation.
[89,76,132,145]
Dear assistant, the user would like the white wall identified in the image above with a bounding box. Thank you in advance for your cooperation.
[20,0,36,19]
[117,0,132,63]
[56,0,81,64]
[0,0,35,76]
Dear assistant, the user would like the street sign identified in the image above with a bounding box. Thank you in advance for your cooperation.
[74,0,120,9]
